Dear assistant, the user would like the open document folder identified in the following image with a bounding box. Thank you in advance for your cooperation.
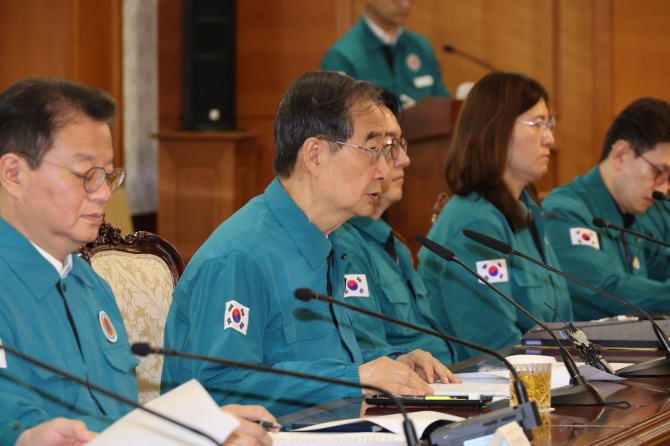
[432,354,629,398]
[89,379,239,445]
[270,411,463,446]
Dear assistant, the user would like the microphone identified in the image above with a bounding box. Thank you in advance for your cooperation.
[442,44,497,71]
[462,229,670,377]
[592,217,670,248]
[0,342,220,445]
[132,343,420,446]
[292,288,542,442]
[652,191,670,201]
[416,236,605,406]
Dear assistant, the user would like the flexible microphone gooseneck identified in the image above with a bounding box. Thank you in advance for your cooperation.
[652,191,670,202]
[417,235,605,406]
[593,217,670,248]
[442,45,497,71]
[0,343,220,445]
[292,288,542,440]
[462,229,670,377]
[131,343,420,446]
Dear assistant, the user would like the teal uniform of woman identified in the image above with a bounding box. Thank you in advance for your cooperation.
[419,192,571,359]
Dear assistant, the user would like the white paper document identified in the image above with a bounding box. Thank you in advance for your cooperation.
[89,379,240,445]
[291,410,463,434]
[270,411,463,445]
[432,355,631,398]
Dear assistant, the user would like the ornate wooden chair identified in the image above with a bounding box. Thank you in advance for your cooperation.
[78,222,184,404]
[431,191,451,224]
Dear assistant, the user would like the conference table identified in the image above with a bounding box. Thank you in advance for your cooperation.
[278,346,670,445]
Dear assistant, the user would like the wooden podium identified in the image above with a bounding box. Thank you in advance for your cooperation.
[155,131,259,261]
[385,97,460,257]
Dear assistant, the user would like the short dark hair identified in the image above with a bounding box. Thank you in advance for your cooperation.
[273,71,382,177]
[445,71,549,230]
[601,97,670,161]
[379,89,401,117]
[0,77,115,168]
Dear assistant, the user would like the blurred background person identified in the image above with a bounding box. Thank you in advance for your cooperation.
[321,0,450,107]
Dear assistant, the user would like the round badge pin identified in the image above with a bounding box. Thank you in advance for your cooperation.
[406,53,421,71]
[632,256,640,270]
[98,310,118,343]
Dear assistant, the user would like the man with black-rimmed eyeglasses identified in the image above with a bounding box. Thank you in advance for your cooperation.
[543,97,670,321]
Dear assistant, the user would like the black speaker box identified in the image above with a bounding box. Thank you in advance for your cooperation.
[182,0,236,130]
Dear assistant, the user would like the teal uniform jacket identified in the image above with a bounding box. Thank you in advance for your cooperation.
[0,218,138,433]
[543,167,670,320]
[161,178,398,417]
[417,191,573,360]
[335,216,456,365]
[321,17,450,102]
[637,201,670,282]
[0,421,24,446]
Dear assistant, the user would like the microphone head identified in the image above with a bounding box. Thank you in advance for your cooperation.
[415,235,455,261]
[462,229,512,255]
[652,191,667,201]
[592,217,607,228]
[131,342,154,357]
[442,44,456,53]
[294,288,316,302]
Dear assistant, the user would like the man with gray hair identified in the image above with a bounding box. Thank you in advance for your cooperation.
[162,71,458,417]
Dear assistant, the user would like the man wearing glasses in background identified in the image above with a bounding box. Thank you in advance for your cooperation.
[161,72,459,418]
[543,97,670,321]
[335,90,457,365]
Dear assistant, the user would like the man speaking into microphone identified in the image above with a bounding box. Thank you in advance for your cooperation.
[161,72,458,418]
[543,97,670,321]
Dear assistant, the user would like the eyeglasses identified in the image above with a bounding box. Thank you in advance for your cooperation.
[329,140,393,164]
[517,115,557,133]
[389,137,409,160]
[25,156,126,193]
[638,153,670,185]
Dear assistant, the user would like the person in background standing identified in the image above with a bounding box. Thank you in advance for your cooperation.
[321,0,450,107]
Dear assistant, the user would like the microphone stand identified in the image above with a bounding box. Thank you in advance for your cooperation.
[0,343,220,446]
[442,45,497,71]
[417,235,605,406]
[132,343,420,446]
[593,217,670,248]
[462,229,670,377]
[652,191,670,202]
[292,289,542,438]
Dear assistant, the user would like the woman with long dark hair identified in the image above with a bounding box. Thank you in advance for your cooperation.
[418,71,573,360]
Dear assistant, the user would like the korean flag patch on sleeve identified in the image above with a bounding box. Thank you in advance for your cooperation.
[476,259,509,283]
[569,227,600,250]
[344,274,370,298]
[224,300,250,335]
